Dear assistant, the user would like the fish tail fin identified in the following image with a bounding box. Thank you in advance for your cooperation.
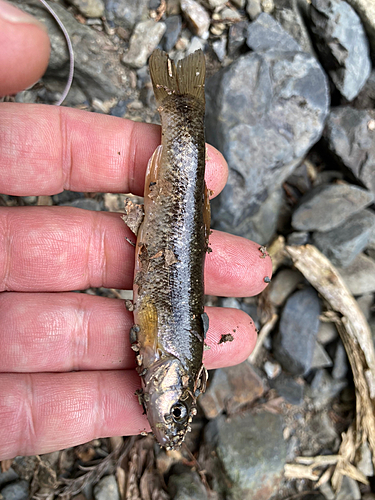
[149,49,206,105]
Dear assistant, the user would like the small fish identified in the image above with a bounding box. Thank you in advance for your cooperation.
[123,50,210,449]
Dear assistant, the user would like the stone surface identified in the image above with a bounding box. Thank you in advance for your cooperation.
[61,198,102,211]
[212,37,227,62]
[168,465,208,500]
[246,12,300,52]
[206,30,329,240]
[0,480,30,500]
[205,411,287,500]
[307,369,347,410]
[317,322,338,345]
[338,253,375,295]
[14,1,131,102]
[310,0,371,101]
[312,209,375,267]
[336,475,361,500]
[180,0,210,38]
[162,15,182,52]
[67,0,105,17]
[270,373,304,405]
[198,362,265,419]
[345,0,375,58]
[311,341,333,369]
[273,287,321,375]
[228,20,249,57]
[286,231,309,246]
[122,20,166,69]
[93,475,120,500]
[292,183,374,231]
[246,0,262,19]
[268,268,304,307]
[309,411,338,445]
[104,0,149,30]
[324,107,375,195]
[0,469,19,488]
[273,0,315,54]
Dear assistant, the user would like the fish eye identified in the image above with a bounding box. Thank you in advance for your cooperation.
[170,403,188,423]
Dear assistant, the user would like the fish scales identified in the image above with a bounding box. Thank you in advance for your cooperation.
[128,50,209,450]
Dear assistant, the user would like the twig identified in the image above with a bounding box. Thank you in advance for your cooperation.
[248,313,278,364]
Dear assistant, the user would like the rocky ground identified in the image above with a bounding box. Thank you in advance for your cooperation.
[1,0,375,499]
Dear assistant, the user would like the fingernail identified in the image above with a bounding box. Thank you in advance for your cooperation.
[0,0,48,31]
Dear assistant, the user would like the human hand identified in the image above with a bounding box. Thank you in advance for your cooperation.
[0,1,272,460]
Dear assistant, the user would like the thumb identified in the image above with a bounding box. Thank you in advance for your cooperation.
[0,0,50,96]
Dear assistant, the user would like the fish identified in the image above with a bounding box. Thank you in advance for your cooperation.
[123,49,210,450]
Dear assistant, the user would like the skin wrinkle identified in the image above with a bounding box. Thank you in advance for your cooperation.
[59,106,72,192]
[126,120,138,195]
[72,296,87,372]
[0,210,11,291]
[23,374,38,457]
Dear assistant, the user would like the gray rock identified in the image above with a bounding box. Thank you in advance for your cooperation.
[228,20,249,57]
[332,343,348,379]
[180,0,210,38]
[317,321,338,344]
[198,362,265,419]
[67,0,105,17]
[311,341,333,369]
[212,37,227,62]
[162,15,182,52]
[336,475,361,500]
[287,231,309,246]
[270,373,304,405]
[0,469,19,488]
[61,198,103,211]
[310,0,371,101]
[309,411,338,445]
[168,466,208,500]
[345,0,375,56]
[0,480,30,500]
[246,12,300,52]
[13,1,131,102]
[292,183,374,231]
[205,411,287,500]
[273,287,321,375]
[324,107,375,196]
[307,369,346,409]
[246,0,262,19]
[104,0,149,30]
[206,44,329,240]
[273,0,315,54]
[312,209,375,267]
[357,442,374,477]
[357,293,374,320]
[93,475,119,500]
[186,36,205,55]
[338,253,375,295]
[268,268,304,307]
[122,20,166,69]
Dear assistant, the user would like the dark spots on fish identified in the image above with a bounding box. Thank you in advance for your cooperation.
[130,324,140,344]
[218,333,234,344]
[201,312,209,338]
[264,276,271,283]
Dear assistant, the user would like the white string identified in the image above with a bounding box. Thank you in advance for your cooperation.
[37,0,75,106]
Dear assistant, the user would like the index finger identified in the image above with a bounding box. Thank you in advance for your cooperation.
[0,103,228,197]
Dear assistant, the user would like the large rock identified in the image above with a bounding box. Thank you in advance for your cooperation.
[14,1,131,102]
[345,0,375,56]
[324,107,375,196]
[122,20,166,69]
[273,287,321,375]
[337,253,375,295]
[204,411,287,500]
[206,15,329,241]
[292,183,374,231]
[310,0,371,101]
[104,0,149,30]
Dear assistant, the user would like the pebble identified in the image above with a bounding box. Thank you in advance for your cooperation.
[185,36,206,55]
[0,480,30,500]
[0,469,19,488]
[264,360,281,379]
[332,342,348,380]
[338,253,375,295]
[93,475,120,500]
[246,0,262,19]
[286,231,309,246]
[227,20,249,56]
[268,268,304,307]
[207,0,227,7]
[180,0,210,38]
[273,287,321,375]
[206,38,329,240]
[311,341,333,369]
[162,15,182,52]
[205,411,287,500]
[68,0,105,18]
[307,369,347,410]
[198,362,265,419]
[292,184,374,232]
[273,0,315,54]
[246,12,300,52]
[312,209,375,267]
[212,36,227,62]
[336,475,361,500]
[168,465,208,500]
[310,0,371,100]
[270,373,304,405]
[309,411,338,446]
[324,107,375,195]
[122,20,166,69]
[357,442,374,477]
[317,322,338,345]
[346,0,375,55]
[104,0,149,30]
